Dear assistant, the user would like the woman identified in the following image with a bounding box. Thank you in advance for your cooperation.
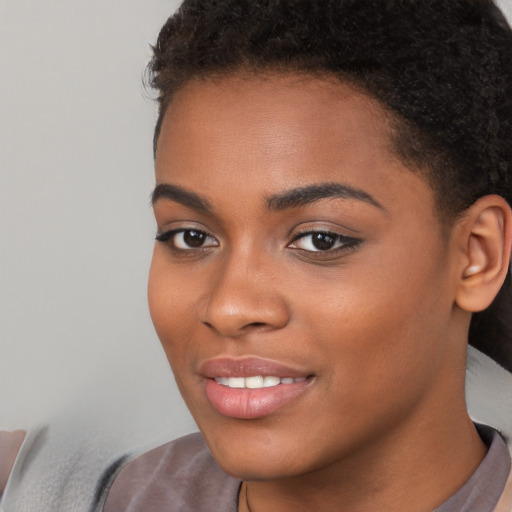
[2,1,512,511]
[103,0,512,510]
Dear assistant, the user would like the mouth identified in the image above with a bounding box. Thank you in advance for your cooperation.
[214,376,307,389]
[200,357,314,419]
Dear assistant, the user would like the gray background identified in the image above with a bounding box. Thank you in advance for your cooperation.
[0,0,195,447]
[1,0,511,449]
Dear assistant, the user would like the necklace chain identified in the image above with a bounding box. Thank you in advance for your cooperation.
[241,481,252,512]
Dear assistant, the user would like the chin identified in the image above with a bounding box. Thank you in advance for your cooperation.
[196,419,329,482]
[212,449,308,482]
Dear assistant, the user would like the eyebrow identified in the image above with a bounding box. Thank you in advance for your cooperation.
[266,182,384,211]
[151,181,384,214]
[151,183,213,213]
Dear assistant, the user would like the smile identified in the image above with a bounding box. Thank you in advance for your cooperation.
[214,376,307,389]
[200,357,313,419]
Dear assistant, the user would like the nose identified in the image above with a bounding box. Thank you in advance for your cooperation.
[201,251,290,337]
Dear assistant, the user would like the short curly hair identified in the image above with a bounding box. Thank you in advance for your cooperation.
[148,0,512,370]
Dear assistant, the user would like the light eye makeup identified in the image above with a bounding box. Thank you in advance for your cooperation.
[288,230,361,255]
[155,225,362,262]
[156,228,219,251]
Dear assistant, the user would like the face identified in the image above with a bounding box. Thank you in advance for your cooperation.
[148,75,463,481]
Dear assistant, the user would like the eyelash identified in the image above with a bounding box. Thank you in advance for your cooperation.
[288,230,361,255]
[155,229,218,253]
[155,228,361,257]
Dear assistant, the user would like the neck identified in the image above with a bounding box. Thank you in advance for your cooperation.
[239,405,486,512]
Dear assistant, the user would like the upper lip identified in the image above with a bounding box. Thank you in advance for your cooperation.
[199,356,311,379]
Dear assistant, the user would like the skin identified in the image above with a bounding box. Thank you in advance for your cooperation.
[0,430,26,498]
[148,74,490,512]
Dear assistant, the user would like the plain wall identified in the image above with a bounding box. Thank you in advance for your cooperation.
[1,0,511,449]
[500,0,512,20]
[0,0,196,446]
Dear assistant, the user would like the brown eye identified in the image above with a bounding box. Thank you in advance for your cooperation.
[156,229,219,250]
[289,231,360,253]
[182,230,207,248]
[310,233,336,250]
[173,230,219,249]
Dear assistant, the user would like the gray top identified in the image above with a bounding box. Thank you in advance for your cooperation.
[0,423,511,511]
[434,425,510,512]
[0,424,131,512]
[102,424,510,512]
[103,432,241,512]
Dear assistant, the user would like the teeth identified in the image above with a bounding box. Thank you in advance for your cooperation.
[245,376,264,389]
[229,377,245,388]
[263,376,281,387]
[214,376,306,389]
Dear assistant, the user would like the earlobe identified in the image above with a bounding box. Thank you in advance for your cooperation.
[461,236,487,279]
[455,196,512,313]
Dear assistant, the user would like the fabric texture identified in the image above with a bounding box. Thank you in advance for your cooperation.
[0,423,128,512]
[102,425,510,512]
[102,433,240,512]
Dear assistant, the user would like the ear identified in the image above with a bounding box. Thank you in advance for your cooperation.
[455,195,512,313]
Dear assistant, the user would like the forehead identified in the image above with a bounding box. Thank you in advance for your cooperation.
[155,73,435,220]
[157,73,394,171]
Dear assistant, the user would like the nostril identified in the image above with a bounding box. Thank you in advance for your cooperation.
[203,319,269,335]
[247,322,266,328]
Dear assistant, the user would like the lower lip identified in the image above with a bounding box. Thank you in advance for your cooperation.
[204,378,310,419]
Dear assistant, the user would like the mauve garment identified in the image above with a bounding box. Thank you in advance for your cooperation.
[101,424,511,512]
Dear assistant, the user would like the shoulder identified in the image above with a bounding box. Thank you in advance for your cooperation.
[466,346,512,454]
[0,430,26,499]
[103,432,240,512]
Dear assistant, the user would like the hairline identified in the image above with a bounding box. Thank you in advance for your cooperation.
[152,67,461,234]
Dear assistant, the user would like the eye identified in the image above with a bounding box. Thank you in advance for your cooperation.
[156,229,219,250]
[288,231,360,252]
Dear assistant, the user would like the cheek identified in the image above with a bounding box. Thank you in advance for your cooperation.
[148,247,218,405]
[148,257,172,343]
[148,259,199,412]
[296,238,453,406]
[148,249,194,359]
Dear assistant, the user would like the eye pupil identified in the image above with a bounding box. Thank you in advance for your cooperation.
[312,233,335,250]
[184,230,206,248]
